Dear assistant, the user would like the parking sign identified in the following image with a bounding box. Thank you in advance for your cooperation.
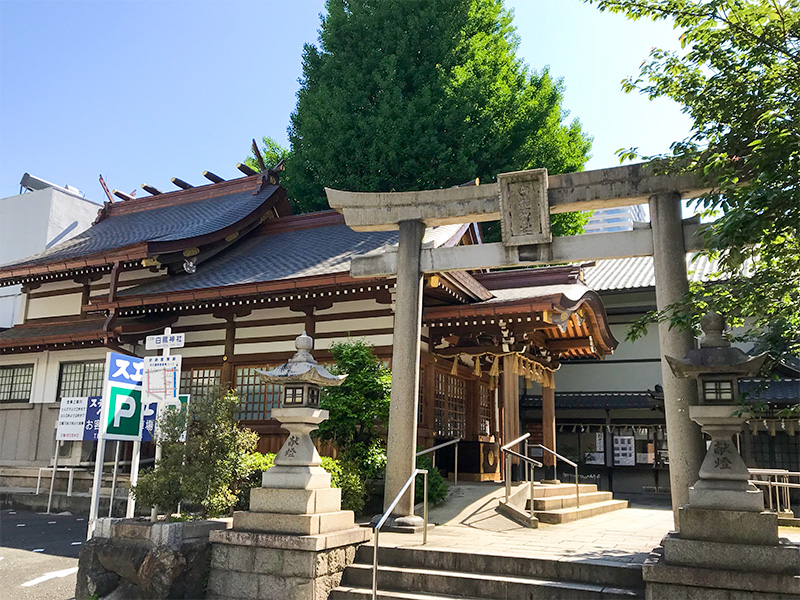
[101,352,145,441]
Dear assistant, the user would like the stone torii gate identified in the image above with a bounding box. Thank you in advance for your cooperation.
[327,163,710,528]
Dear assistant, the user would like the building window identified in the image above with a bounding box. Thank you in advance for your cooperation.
[180,367,221,402]
[235,366,282,421]
[57,361,105,399]
[0,364,34,403]
[434,371,466,439]
[703,380,734,401]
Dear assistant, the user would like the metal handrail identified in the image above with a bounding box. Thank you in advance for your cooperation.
[372,468,428,600]
[534,444,581,508]
[500,434,542,525]
[748,468,797,516]
[416,438,459,486]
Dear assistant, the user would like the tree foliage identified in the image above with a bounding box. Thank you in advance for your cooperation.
[134,389,258,518]
[252,0,592,235]
[591,0,800,364]
[316,339,391,476]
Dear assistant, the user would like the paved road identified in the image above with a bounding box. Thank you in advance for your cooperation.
[0,509,85,600]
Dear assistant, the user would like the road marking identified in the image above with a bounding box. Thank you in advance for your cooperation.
[21,567,79,587]
[71,541,82,546]
[48,521,57,524]
[75,518,84,521]
[32,549,44,552]
[16,524,25,527]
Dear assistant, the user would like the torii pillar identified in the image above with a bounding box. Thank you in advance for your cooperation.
[327,163,708,526]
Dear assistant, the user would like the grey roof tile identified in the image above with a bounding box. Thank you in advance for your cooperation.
[584,254,720,291]
[118,223,399,296]
[0,184,278,270]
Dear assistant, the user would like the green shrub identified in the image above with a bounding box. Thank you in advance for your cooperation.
[134,388,258,518]
[415,452,448,505]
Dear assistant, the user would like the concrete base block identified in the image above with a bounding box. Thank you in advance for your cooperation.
[233,509,355,535]
[688,479,764,512]
[261,465,332,490]
[250,487,342,515]
[662,532,800,574]
[643,547,800,599]
[208,527,370,599]
[678,506,779,545]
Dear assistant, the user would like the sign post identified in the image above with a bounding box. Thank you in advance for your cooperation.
[51,396,90,514]
[144,327,184,521]
[88,352,144,539]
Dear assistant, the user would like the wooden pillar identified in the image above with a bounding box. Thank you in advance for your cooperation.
[501,355,520,464]
[221,315,236,389]
[542,383,557,482]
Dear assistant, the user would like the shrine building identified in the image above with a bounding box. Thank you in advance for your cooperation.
[0,170,618,481]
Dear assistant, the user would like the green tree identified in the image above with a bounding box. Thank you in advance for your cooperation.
[277,0,591,236]
[592,0,800,365]
[317,339,391,477]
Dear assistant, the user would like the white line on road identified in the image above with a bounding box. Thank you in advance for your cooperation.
[21,567,79,587]
[32,549,44,552]
[70,542,82,546]
[48,521,56,524]
[16,524,25,527]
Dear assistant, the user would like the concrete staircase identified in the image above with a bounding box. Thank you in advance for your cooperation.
[331,544,645,599]
[498,482,628,527]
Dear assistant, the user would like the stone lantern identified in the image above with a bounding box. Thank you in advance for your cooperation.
[644,312,800,600]
[665,311,768,511]
[207,333,370,600]
[254,331,346,489]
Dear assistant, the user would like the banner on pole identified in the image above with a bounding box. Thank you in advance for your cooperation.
[101,352,145,442]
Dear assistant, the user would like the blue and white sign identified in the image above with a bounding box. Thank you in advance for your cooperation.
[83,396,102,441]
[145,332,185,351]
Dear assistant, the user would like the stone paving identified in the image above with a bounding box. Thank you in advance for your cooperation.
[374,483,800,567]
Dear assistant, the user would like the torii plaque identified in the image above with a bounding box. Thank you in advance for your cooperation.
[327,162,709,528]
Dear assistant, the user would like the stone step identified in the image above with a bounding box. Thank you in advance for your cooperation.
[339,563,642,599]
[330,588,497,600]
[531,483,598,498]
[531,490,614,511]
[354,546,644,590]
[535,499,629,524]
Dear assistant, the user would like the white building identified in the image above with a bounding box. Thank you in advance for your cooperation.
[583,204,649,234]
[0,174,99,328]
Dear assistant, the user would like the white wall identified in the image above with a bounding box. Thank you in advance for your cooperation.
[0,187,99,328]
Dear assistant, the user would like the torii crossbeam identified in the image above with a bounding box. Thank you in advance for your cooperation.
[327,162,709,529]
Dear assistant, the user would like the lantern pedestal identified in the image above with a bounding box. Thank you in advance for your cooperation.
[686,405,764,512]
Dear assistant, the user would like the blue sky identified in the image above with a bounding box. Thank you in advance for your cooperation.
[0,0,691,204]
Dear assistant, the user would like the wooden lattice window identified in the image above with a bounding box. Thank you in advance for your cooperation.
[57,361,104,399]
[434,371,466,439]
[179,367,221,402]
[478,382,492,436]
[234,366,282,421]
[0,364,34,403]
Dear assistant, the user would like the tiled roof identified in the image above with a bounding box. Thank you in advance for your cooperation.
[583,254,720,292]
[0,179,280,271]
[0,316,169,350]
[117,222,398,297]
[116,214,472,298]
[739,379,800,404]
[521,392,655,410]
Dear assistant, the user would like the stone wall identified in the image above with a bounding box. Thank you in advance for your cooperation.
[75,518,228,600]
[208,528,370,600]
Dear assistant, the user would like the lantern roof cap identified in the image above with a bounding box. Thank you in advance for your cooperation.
[665,311,768,379]
[256,332,347,386]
